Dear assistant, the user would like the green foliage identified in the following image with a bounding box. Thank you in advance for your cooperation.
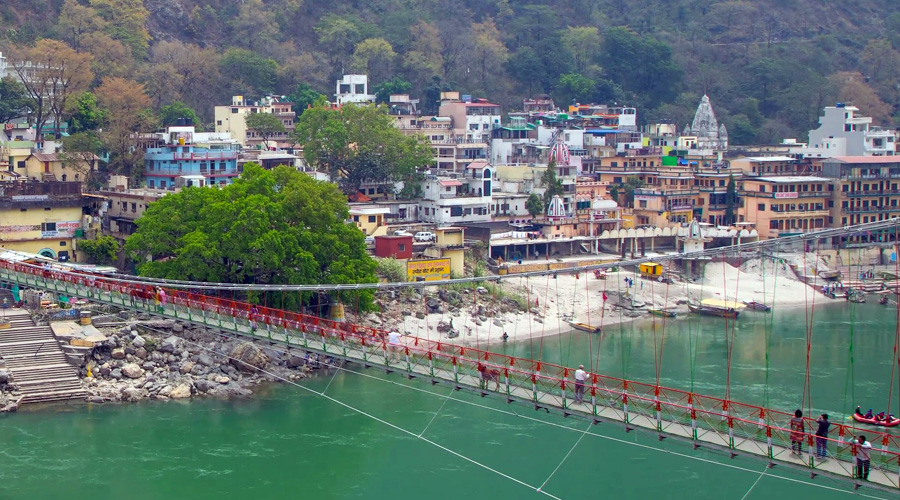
[294,103,433,195]
[375,77,412,104]
[287,83,325,116]
[375,258,406,283]
[244,111,286,145]
[0,76,31,123]
[90,0,150,58]
[623,176,645,208]
[599,27,682,107]
[66,91,105,133]
[541,161,564,205]
[79,235,119,265]
[526,192,544,218]
[219,49,278,96]
[125,164,378,309]
[158,101,200,128]
[555,73,595,106]
[724,175,738,225]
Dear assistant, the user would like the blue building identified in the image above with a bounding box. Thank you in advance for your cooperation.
[144,143,240,189]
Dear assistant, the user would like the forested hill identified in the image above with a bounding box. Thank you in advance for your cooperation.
[2,0,899,144]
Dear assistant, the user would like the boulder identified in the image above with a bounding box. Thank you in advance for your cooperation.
[99,366,111,377]
[209,384,251,398]
[229,343,269,373]
[134,347,148,360]
[172,323,184,333]
[141,362,156,371]
[132,335,146,348]
[169,383,192,399]
[197,353,214,367]
[194,379,214,393]
[214,375,231,384]
[286,354,305,369]
[110,348,126,360]
[190,364,206,376]
[179,361,195,375]
[121,363,144,379]
[109,369,123,380]
[0,369,10,384]
[121,387,147,402]
[159,336,180,354]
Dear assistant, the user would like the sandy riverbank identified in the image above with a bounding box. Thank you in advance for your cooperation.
[362,253,844,349]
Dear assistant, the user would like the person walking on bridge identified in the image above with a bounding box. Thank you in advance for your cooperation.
[815,414,830,459]
[573,365,588,403]
[854,435,872,481]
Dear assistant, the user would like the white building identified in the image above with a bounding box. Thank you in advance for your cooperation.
[418,164,493,225]
[802,104,895,158]
[684,95,728,151]
[213,95,296,148]
[335,75,375,105]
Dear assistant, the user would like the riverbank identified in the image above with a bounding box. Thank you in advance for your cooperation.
[358,253,843,348]
[76,319,318,404]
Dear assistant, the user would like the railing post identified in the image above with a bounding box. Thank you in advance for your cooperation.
[452,357,459,383]
[689,393,698,442]
[766,425,774,459]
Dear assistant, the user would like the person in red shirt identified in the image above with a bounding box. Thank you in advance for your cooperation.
[789,409,805,455]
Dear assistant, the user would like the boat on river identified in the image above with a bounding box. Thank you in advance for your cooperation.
[648,309,676,318]
[742,300,771,312]
[688,299,743,319]
[568,321,601,333]
[852,413,900,427]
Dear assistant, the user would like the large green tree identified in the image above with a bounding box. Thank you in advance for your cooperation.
[294,102,433,196]
[245,112,286,147]
[125,164,377,309]
[0,76,31,123]
[287,83,325,116]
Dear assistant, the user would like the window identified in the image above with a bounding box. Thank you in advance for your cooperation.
[469,123,479,130]
[59,241,66,247]
[44,207,51,211]
[368,216,376,223]
[16,160,25,168]
[398,243,406,252]
[639,200,648,208]
[41,222,57,232]
[217,120,222,125]
[231,108,238,113]
[758,204,766,211]
[131,203,137,212]
[20,208,26,212]
[355,84,365,94]
[340,84,351,94]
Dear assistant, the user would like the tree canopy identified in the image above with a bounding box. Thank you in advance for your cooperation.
[124,164,377,308]
[0,77,31,123]
[245,112,286,147]
[293,103,433,196]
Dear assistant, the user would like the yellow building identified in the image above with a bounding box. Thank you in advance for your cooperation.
[349,204,390,236]
[424,227,465,276]
[740,176,831,239]
[0,181,103,261]
[24,152,101,183]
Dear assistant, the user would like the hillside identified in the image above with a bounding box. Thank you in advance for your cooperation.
[2,0,899,144]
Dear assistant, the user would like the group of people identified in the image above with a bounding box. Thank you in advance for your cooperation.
[791,409,874,481]
[856,406,896,423]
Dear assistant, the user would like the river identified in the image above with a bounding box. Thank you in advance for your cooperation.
[1,301,897,499]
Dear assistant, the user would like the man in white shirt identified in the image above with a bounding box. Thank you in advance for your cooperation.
[855,435,872,481]
[573,365,588,403]
[387,331,402,362]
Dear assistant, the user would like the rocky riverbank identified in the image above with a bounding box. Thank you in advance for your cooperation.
[79,319,319,403]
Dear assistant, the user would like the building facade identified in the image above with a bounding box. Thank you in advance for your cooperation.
[143,143,240,189]
[213,95,295,148]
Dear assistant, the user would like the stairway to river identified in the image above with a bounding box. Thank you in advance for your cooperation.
[0,309,85,405]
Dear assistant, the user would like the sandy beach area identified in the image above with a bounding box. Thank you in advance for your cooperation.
[366,253,841,349]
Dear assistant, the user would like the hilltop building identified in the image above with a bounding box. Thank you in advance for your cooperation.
[799,104,895,158]
[684,95,728,151]
[213,95,295,149]
[335,74,375,105]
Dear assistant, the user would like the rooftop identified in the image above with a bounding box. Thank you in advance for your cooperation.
[828,156,900,164]
[753,176,832,183]
[740,156,798,162]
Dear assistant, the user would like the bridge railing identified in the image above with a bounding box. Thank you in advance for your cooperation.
[1,259,899,486]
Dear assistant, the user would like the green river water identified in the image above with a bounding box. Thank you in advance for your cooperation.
[1,301,898,500]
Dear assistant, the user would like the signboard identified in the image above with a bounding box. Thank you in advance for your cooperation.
[669,205,693,211]
[774,192,799,199]
[634,195,654,201]
[407,258,451,281]
[11,195,49,202]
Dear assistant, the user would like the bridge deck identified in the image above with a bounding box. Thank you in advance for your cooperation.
[1,264,897,492]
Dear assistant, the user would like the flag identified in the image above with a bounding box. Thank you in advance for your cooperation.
[602,292,608,302]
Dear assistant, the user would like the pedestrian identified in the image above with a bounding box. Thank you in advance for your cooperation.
[855,435,872,481]
[501,332,509,342]
[790,409,805,455]
[249,305,259,331]
[157,287,167,313]
[574,364,588,403]
[388,330,403,361]
[153,287,162,312]
[815,414,830,459]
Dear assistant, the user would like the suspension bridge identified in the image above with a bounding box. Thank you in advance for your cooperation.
[1,221,899,494]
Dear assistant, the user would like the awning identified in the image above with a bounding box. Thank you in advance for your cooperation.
[439,179,462,187]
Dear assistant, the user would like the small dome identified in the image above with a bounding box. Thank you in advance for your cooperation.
[548,136,570,166]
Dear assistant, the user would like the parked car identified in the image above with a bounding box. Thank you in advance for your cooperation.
[414,231,436,242]
[393,229,412,236]
[364,236,375,245]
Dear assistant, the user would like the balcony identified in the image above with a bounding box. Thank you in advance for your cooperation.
[843,189,900,197]
[842,206,900,214]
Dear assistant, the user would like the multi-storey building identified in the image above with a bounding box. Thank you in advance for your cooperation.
[740,176,831,239]
[438,94,499,172]
[0,180,103,260]
[418,164,493,225]
[143,142,240,189]
[335,74,375,105]
[822,157,900,233]
[802,104,896,158]
[214,95,295,148]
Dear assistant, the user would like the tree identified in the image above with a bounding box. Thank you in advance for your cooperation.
[526,193,544,218]
[10,39,94,140]
[599,27,682,107]
[158,101,200,128]
[81,32,133,81]
[375,77,411,104]
[287,83,325,116]
[56,0,107,50]
[561,26,601,75]
[351,38,396,84]
[724,175,738,225]
[148,41,221,118]
[0,76,31,123]
[555,73,595,106]
[125,164,378,309]
[245,112,286,148]
[470,20,508,92]
[59,131,104,184]
[66,91,106,133]
[78,235,120,265]
[829,72,893,125]
[229,0,280,52]
[219,48,278,96]
[90,0,150,58]
[541,161,564,205]
[294,102,434,195]
[95,77,154,178]
[623,176,645,208]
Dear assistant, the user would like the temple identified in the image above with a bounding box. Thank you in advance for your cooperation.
[685,95,728,150]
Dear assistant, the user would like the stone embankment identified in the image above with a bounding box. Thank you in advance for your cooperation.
[79,320,319,403]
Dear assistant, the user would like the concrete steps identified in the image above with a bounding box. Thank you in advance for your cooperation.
[0,309,85,405]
